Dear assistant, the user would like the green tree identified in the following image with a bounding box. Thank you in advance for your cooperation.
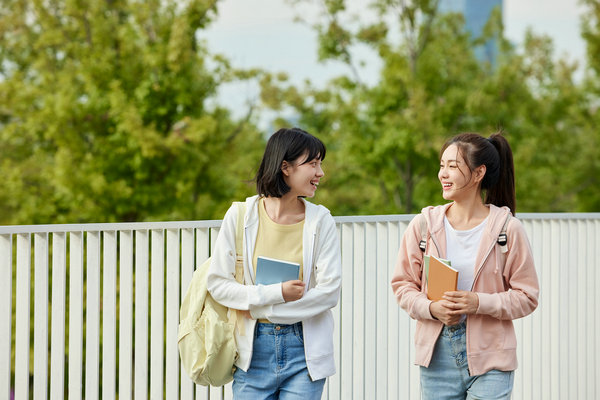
[576,0,600,211]
[270,0,495,214]
[266,0,594,214]
[0,0,263,224]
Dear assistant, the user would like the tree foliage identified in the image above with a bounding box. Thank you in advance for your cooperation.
[267,0,600,214]
[0,0,264,224]
[0,0,599,225]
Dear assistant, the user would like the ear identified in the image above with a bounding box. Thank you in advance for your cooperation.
[281,160,290,176]
[474,165,486,183]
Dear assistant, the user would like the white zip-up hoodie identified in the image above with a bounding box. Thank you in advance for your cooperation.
[207,195,342,381]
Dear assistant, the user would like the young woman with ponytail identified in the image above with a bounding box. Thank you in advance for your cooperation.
[391,132,539,399]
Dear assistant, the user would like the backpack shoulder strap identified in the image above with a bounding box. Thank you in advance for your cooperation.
[497,213,511,254]
[234,202,246,256]
[418,213,428,252]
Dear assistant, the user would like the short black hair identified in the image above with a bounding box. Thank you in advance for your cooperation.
[255,127,326,198]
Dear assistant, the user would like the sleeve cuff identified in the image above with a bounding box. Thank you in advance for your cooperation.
[260,282,285,304]
[476,292,495,315]
[424,300,436,320]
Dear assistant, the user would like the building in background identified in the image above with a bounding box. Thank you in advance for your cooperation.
[438,0,502,66]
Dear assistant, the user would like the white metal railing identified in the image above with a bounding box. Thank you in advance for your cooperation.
[0,213,598,399]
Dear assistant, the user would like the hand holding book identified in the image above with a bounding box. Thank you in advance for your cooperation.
[256,256,304,302]
[282,280,305,302]
[425,255,479,325]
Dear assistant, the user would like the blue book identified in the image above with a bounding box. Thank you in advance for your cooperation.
[256,256,300,285]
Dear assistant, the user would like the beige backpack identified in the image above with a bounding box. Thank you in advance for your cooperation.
[178,202,246,386]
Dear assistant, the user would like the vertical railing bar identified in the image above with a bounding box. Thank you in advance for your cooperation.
[85,231,101,400]
[363,222,377,400]
[119,230,134,400]
[102,231,117,400]
[386,221,400,400]
[134,230,149,400]
[339,223,354,400]
[352,222,366,399]
[50,232,67,400]
[150,229,165,399]
[33,232,49,400]
[375,222,389,400]
[69,232,84,400]
[165,229,180,399]
[14,233,31,400]
[0,234,13,400]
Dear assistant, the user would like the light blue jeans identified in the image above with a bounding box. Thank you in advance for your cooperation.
[232,322,325,400]
[420,322,514,400]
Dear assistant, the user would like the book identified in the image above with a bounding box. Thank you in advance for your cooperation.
[255,256,300,285]
[424,255,458,301]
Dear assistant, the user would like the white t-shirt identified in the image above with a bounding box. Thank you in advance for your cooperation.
[444,216,488,292]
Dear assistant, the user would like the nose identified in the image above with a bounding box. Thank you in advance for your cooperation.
[438,166,448,179]
[316,164,324,177]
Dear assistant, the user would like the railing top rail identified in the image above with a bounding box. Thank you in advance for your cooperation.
[0,219,223,234]
[334,212,600,223]
[0,212,598,234]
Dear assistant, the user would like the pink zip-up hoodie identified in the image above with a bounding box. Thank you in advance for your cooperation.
[391,203,539,376]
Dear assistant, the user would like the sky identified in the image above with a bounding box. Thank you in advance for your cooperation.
[198,0,587,121]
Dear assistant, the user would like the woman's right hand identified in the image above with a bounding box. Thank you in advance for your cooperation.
[429,300,462,326]
[282,280,306,302]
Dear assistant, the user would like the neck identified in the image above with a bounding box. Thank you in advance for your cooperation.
[446,194,489,229]
[262,195,305,224]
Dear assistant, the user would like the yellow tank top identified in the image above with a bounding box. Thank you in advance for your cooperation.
[253,198,304,322]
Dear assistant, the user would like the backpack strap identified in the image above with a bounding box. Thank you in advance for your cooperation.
[233,202,246,283]
[235,202,246,258]
[497,213,511,254]
[231,202,247,334]
[418,213,427,252]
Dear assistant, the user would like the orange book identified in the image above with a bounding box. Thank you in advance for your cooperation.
[425,255,458,301]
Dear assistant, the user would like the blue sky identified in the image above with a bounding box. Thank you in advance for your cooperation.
[199,0,586,121]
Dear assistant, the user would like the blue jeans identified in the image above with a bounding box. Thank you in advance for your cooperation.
[420,322,514,400]
[232,322,325,400]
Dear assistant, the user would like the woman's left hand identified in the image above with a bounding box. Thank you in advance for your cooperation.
[442,291,479,315]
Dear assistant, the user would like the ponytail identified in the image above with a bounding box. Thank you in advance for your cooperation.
[441,131,516,215]
[485,133,516,215]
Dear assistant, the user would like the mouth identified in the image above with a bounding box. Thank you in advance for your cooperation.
[310,180,320,189]
[442,182,452,190]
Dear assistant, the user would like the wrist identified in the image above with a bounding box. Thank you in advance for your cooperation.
[429,302,438,320]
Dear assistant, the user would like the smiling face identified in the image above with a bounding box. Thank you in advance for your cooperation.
[438,144,485,201]
[281,152,324,198]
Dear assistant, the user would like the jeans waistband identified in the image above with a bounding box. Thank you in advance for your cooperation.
[441,321,466,337]
[256,322,302,336]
